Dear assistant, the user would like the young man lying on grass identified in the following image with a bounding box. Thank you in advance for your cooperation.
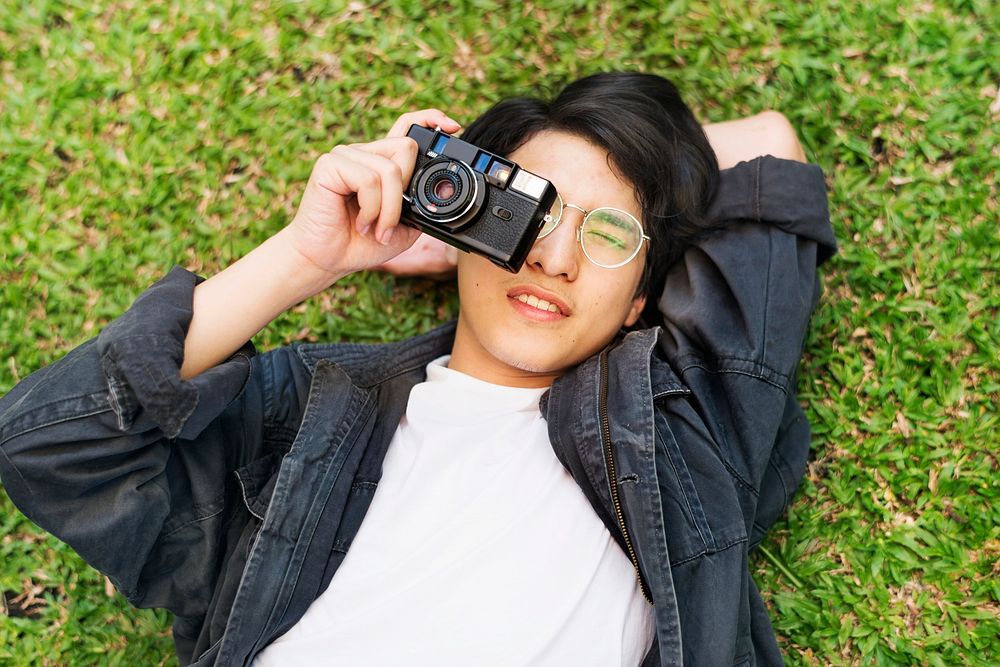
[0,72,835,666]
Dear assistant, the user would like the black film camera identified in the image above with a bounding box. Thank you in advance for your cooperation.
[400,125,558,273]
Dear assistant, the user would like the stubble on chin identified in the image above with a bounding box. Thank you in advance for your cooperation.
[487,333,582,379]
[494,348,554,374]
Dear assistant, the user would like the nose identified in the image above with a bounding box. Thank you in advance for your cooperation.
[525,209,581,280]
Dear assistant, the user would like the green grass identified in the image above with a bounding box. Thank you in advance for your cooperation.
[1,0,997,664]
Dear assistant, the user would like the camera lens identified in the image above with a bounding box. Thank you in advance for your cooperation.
[428,172,459,204]
[410,157,484,231]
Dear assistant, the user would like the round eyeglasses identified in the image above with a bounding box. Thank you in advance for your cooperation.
[537,193,650,269]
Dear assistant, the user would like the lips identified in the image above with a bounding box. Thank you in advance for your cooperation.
[506,286,571,317]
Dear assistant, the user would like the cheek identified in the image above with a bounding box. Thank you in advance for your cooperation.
[456,262,489,303]
[458,255,507,292]
[567,295,627,353]
[591,276,644,327]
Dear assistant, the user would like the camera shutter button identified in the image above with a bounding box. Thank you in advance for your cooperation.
[491,206,513,221]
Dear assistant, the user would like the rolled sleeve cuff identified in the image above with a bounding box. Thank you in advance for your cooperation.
[96,266,256,440]
[708,155,838,264]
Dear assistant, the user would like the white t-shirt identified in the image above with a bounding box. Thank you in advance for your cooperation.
[253,356,654,666]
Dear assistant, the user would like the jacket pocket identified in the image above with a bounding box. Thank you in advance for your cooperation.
[234,452,282,520]
[233,453,282,564]
[194,454,284,650]
[653,407,716,562]
[653,393,752,563]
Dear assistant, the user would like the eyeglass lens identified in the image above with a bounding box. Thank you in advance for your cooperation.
[581,209,644,267]
[540,194,643,267]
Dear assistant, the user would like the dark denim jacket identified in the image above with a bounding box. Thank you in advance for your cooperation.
[0,156,836,667]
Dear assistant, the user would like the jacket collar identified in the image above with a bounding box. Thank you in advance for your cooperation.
[289,322,686,664]
[292,321,685,398]
[544,326,687,665]
[292,321,457,387]
[542,328,665,533]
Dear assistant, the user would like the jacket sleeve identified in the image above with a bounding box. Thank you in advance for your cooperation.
[0,267,292,617]
[656,155,836,497]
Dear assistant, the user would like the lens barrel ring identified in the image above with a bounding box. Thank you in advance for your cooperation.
[423,169,463,207]
[410,157,484,229]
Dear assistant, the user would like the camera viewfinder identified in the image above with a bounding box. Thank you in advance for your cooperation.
[473,152,491,172]
[430,134,450,155]
[486,159,513,187]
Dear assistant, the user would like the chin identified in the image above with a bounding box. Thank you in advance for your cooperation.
[495,349,559,374]
[491,339,589,377]
[478,334,548,371]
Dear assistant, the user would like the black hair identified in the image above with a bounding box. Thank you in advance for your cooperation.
[460,71,720,326]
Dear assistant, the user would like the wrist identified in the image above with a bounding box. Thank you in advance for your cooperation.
[181,229,337,379]
[271,226,346,305]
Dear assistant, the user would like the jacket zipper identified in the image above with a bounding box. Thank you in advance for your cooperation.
[599,348,654,606]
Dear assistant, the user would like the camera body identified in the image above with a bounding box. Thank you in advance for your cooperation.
[400,125,557,273]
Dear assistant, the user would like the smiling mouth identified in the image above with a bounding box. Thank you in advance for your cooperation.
[513,293,563,315]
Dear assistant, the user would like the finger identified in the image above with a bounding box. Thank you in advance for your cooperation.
[372,233,459,279]
[347,136,421,186]
[326,147,383,235]
[333,145,405,244]
[386,109,462,139]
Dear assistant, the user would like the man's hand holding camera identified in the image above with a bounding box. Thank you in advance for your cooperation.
[178,109,460,380]
[287,109,462,281]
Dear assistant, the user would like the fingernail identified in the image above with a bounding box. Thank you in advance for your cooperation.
[379,226,395,246]
[359,223,372,236]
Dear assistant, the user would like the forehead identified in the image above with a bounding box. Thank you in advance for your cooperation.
[508,130,640,214]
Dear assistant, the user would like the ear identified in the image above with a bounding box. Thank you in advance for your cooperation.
[623,294,646,328]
